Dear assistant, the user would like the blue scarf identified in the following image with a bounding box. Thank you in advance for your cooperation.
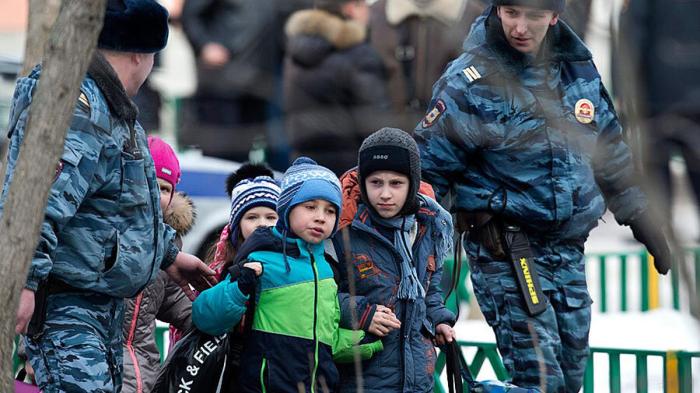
[370,210,425,301]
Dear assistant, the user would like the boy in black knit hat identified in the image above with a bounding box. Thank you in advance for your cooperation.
[333,127,455,392]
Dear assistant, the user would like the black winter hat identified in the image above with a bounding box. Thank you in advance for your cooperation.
[492,0,565,13]
[358,127,421,216]
[98,0,169,53]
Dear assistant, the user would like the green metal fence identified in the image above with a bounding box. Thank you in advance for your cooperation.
[433,341,700,393]
[443,247,700,315]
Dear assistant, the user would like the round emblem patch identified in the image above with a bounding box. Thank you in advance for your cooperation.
[575,99,595,124]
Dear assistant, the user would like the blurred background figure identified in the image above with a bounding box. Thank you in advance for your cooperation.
[618,0,700,232]
[283,0,390,176]
[367,0,485,132]
[180,0,310,167]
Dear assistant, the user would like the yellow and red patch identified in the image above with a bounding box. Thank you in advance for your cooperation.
[575,98,595,124]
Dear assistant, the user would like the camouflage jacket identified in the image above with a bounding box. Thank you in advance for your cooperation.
[1,64,179,297]
[415,7,646,240]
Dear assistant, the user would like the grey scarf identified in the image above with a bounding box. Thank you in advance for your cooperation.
[371,211,424,301]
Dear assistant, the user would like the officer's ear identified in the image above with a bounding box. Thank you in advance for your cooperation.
[549,13,560,26]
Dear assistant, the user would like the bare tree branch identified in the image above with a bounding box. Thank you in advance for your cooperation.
[0,0,105,388]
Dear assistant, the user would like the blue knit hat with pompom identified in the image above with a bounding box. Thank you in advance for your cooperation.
[276,157,342,235]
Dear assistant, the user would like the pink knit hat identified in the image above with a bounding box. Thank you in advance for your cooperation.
[148,136,181,188]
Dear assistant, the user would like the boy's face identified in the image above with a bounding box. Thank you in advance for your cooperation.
[288,199,337,244]
[497,5,559,55]
[157,178,174,213]
[240,206,279,240]
[364,170,409,219]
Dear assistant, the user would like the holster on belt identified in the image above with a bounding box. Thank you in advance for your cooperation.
[457,211,547,316]
[456,211,507,259]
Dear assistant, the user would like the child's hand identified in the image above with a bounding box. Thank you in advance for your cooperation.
[237,262,263,296]
[367,305,401,337]
[434,323,456,346]
[243,262,263,276]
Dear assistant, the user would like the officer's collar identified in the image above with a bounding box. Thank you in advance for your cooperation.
[483,6,591,74]
[86,52,139,124]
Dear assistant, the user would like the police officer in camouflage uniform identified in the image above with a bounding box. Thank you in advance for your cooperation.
[414,1,674,391]
[2,1,215,391]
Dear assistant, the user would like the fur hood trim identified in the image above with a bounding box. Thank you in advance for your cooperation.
[165,192,196,236]
[285,9,366,49]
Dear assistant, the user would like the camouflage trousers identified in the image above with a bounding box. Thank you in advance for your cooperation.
[25,291,125,393]
[467,238,592,393]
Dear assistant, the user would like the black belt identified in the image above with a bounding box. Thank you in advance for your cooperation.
[46,276,90,295]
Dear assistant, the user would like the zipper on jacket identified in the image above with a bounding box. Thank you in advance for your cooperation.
[260,357,268,393]
[126,292,144,393]
[309,249,320,393]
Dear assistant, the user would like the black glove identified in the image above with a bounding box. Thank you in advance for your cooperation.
[232,266,259,296]
[629,210,673,275]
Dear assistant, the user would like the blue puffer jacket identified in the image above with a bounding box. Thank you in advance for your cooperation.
[415,7,647,241]
[332,189,455,393]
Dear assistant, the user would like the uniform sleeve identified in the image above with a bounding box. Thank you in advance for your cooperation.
[192,275,249,335]
[159,224,180,269]
[414,76,484,201]
[593,84,647,224]
[5,106,106,291]
[157,272,193,332]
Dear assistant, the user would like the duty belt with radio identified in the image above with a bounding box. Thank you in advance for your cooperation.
[458,212,547,316]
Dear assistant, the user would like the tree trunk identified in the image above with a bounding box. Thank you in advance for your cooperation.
[20,0,62,76]
[0,0,105,388]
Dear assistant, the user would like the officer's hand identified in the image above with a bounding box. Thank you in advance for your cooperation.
[367,305,401,337]
[434,323,456,346]
[15,289,35,334]
[630,210,674,275]
[166,252,217,300]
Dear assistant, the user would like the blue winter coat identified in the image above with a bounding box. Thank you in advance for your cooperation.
[0,65,178,296]
[415,7,647,241]
[332,192,455,393]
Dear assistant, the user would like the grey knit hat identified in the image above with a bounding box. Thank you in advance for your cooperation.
[492,0,565,13]
[358,127,421,216]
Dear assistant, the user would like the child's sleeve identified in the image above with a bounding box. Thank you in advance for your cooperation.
[192,274,249,335]
[425,263,456,328]
[425,207,457,328]
[332,328,383,363]
[332,235,376,331]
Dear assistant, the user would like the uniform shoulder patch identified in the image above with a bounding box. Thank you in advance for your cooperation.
[461,65,482,83]
[76,91,90,114]
[421,99,446,128]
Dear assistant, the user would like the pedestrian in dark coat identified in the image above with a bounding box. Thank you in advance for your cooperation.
[283,0,391,176]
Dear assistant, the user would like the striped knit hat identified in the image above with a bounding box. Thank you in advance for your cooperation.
[229,176,281,237]
[277,157,342,235]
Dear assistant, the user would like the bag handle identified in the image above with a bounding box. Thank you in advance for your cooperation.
[444,341,476,393]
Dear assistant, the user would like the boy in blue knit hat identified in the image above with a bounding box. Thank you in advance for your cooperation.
[193,157,383,393]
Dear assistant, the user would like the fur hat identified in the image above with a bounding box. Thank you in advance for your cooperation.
[358,127,421,216]
[98,0,169,53]
[492,0,565,12]
[147,136,180,188]
[277,157,342,234]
